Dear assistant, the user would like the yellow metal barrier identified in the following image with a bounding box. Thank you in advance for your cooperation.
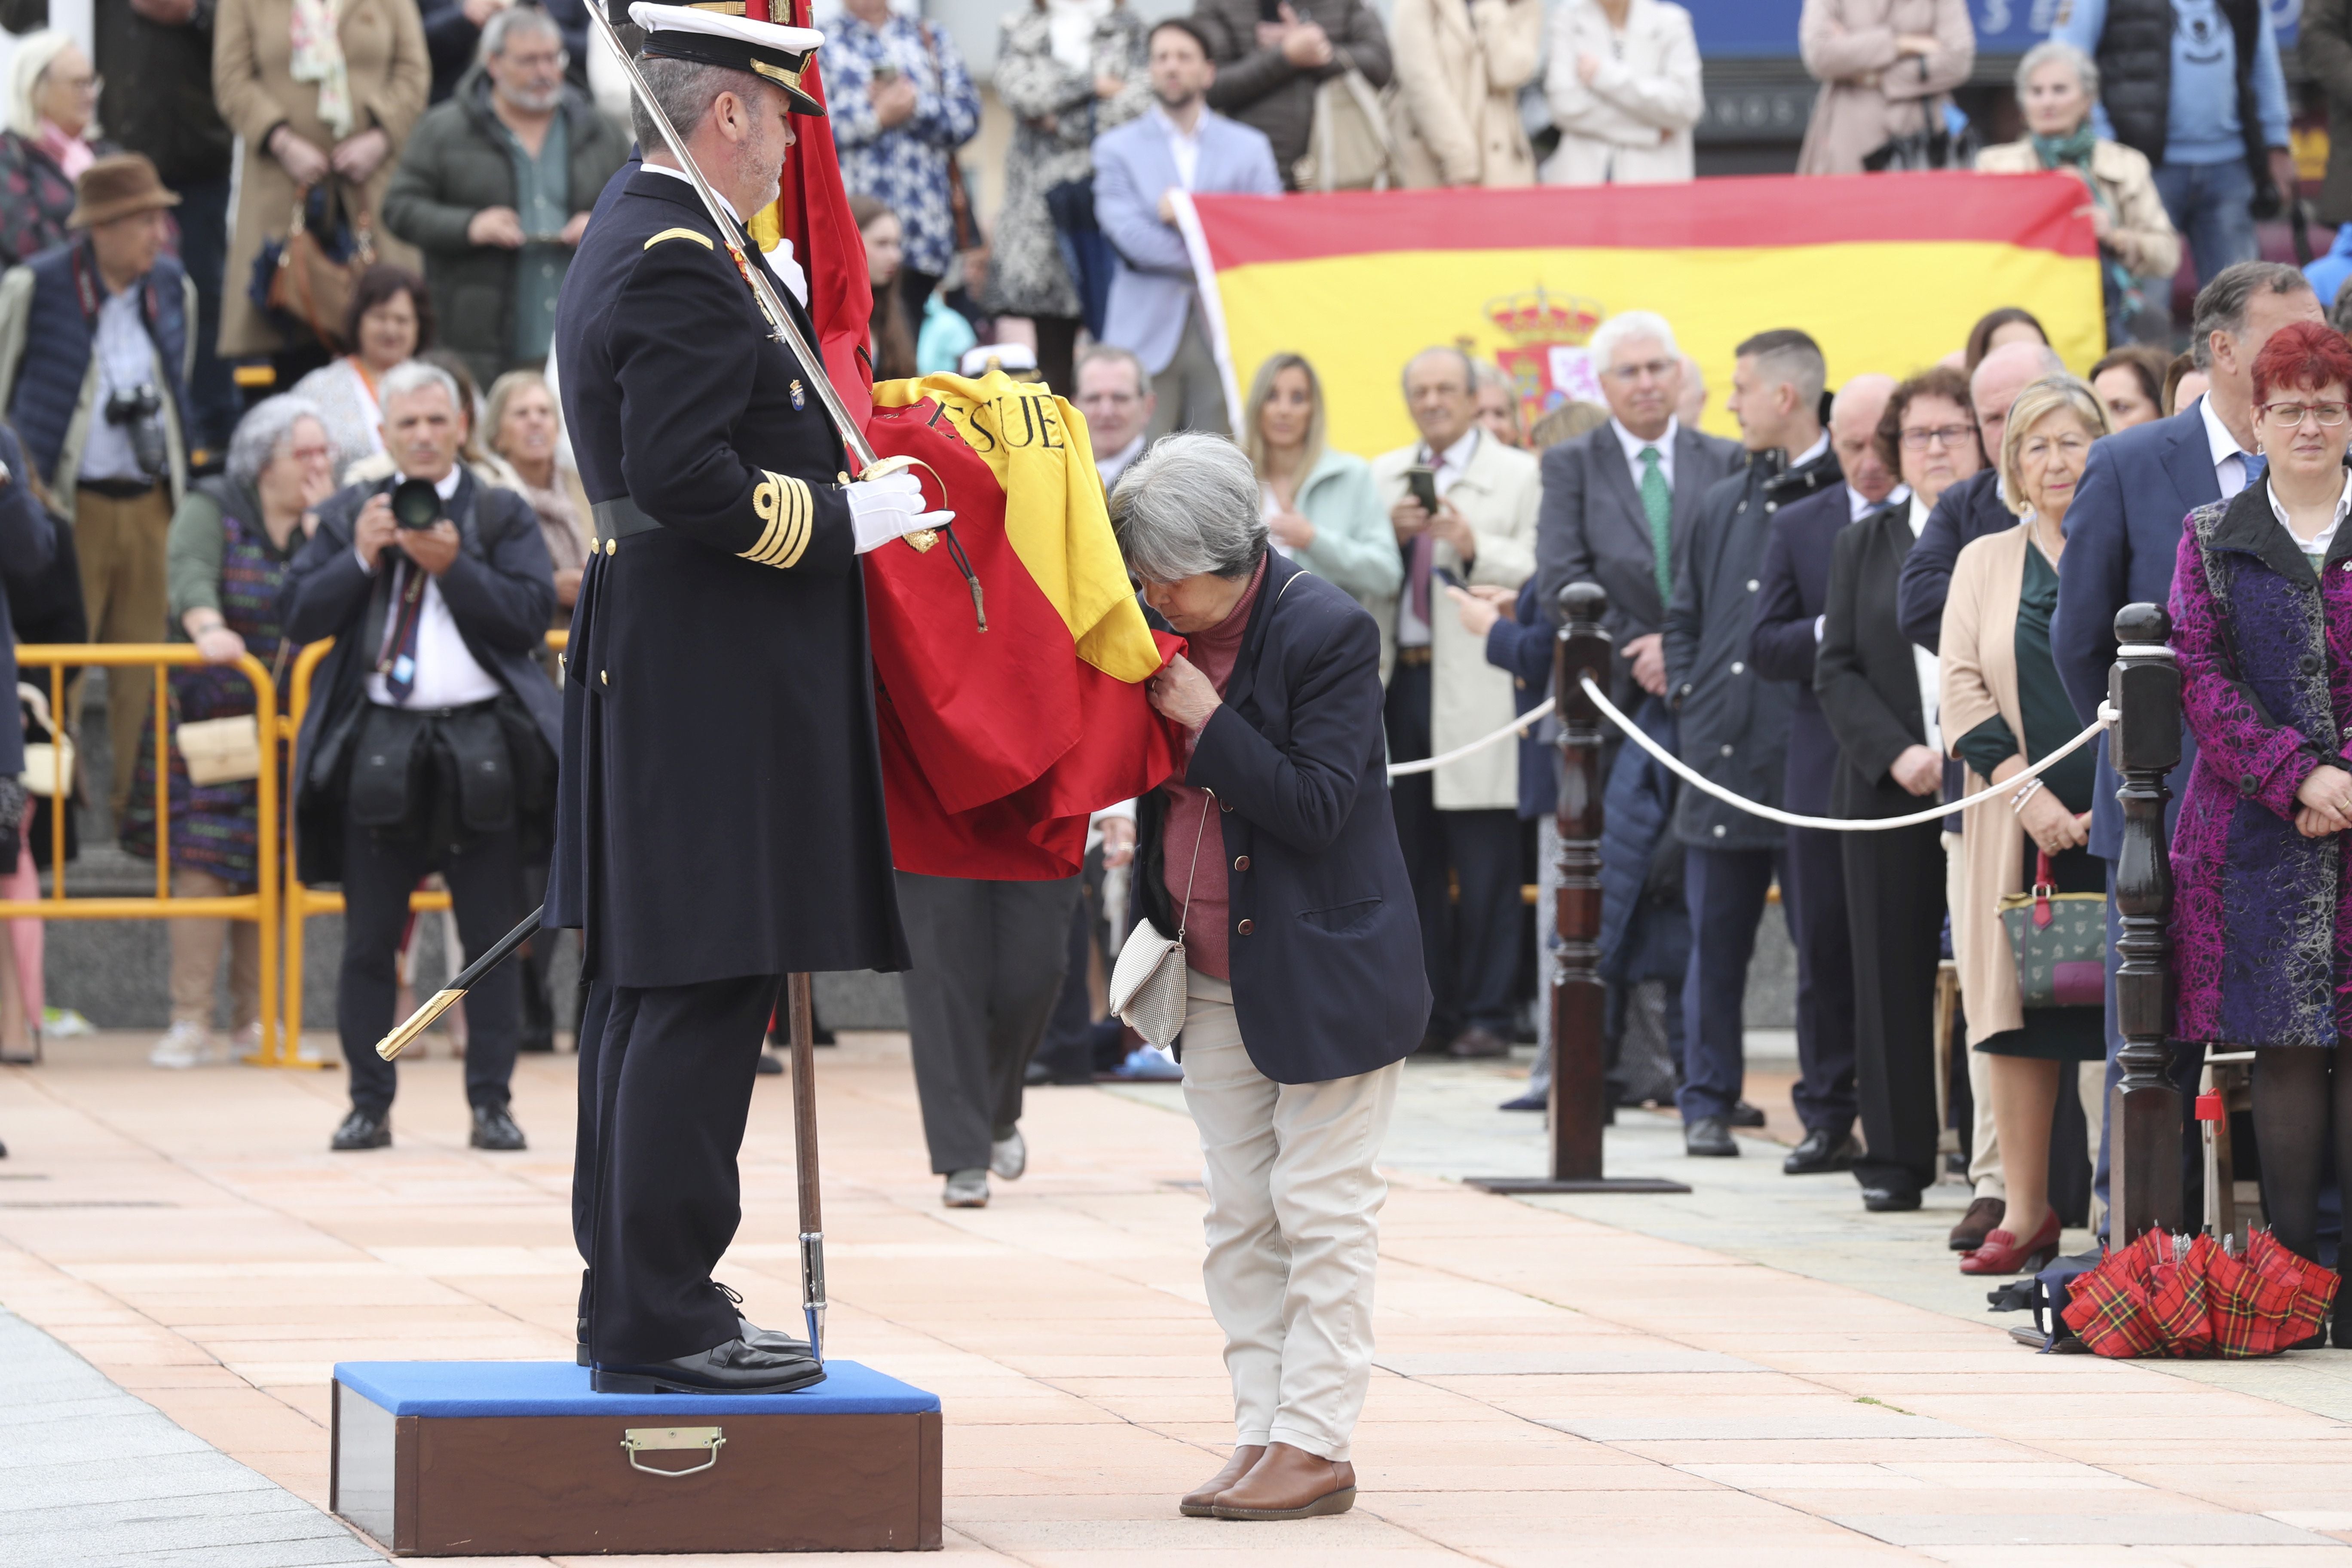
[279,631,569,1054]
[3,644,291,1065]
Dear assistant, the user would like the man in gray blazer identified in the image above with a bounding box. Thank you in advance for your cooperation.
[1536,312,1743,709]
[1525,312,1740,1114]
[1092,19,1281,438]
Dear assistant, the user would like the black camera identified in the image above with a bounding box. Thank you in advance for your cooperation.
[389,477,443,531]
[104,384,167,482]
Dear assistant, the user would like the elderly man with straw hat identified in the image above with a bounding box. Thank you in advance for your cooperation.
[0,152,197,824]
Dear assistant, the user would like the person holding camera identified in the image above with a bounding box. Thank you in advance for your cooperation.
[281,358,560,1154]
[0,153,196,826]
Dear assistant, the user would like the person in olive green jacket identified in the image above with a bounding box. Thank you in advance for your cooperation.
[380,8,628,387]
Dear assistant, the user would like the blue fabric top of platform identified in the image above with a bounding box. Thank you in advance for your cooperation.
[333,1360,939,1418]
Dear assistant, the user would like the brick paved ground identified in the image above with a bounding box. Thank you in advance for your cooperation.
[4,1030,2352,1566]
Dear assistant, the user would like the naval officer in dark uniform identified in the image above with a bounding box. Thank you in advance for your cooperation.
[548,1,952,1395]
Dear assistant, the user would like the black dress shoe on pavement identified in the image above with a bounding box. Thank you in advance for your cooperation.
[756,1050,784,1075]
[470,1104,527,1151]
[1684,1116,1738,1157]
[1782,1129,1860,1175]
[331,1110,390,1151]
[1730,1100,1767,1129]
[1449,1026,1512,1060]
[1498,1089,1546,1111]
[1860,1184,1922,1212]
[592,1337,826,1395]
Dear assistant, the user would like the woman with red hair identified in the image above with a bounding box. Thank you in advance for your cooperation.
[2171,319,2352,1329]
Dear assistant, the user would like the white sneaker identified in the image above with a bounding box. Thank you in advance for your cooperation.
[230,1021,263,1060]
[149,1021,222,1069]
[989,1127,1026,1181]
[943,1169,989,1208]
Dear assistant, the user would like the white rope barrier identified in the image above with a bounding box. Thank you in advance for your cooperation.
[1387,698,1557,778]
[1583,676,2118,833]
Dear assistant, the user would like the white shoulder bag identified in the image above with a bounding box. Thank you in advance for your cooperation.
[1106,791,1215,1049]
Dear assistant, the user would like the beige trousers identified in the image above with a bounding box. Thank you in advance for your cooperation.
[170,867,258,1030]
[1179,969,1400,1461]
[73,483,173,821]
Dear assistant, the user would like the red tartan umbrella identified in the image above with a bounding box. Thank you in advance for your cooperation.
[2063,1228,2337,1358]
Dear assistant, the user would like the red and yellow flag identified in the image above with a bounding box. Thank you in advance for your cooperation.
[1181,171,2103,454]
[864,370,1176,880]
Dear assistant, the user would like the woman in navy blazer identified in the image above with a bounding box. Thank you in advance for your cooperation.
[1118,434,1426,1524]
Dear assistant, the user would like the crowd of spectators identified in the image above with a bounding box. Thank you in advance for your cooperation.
[0,0,2337,1270]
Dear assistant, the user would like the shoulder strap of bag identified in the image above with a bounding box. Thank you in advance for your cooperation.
[1173,790,1213,941]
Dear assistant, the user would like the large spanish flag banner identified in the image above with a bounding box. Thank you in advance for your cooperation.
[1178,172,2103,455]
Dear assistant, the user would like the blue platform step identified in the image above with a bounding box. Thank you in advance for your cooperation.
[330,1360,942,1556]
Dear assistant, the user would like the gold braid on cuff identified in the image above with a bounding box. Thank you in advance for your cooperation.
[741,471,814,568]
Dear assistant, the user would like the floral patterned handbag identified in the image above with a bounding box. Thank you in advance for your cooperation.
[1997,850,2107,1008]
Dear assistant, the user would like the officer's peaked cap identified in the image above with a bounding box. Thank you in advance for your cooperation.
[628,2,828,117]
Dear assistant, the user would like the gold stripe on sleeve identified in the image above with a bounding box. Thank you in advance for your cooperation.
[643,227,714,251]
[740,472,814,569]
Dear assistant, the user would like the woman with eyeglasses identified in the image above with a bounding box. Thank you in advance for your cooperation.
[0,33,112,270]
[2171,322,2352,1332]
[1816,366,1979,1217]
[1940,375,2112,1277]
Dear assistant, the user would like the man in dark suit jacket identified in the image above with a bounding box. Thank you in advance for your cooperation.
[2049,260,2322,1232]
[1749,374,1897,1178]
[1666,329,1841,1158]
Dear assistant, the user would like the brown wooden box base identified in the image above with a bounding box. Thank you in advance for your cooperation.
[331,1361,942,1555]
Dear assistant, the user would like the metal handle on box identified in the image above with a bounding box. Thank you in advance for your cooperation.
[621,1425,725,1478]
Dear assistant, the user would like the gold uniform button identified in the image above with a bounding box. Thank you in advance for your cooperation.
[600,670,609,686]
[604,538,616,555]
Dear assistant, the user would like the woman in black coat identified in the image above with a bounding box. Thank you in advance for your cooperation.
[1816,365,1980,1218]
[1117,434,1427,1525]
[0,420,58,1075]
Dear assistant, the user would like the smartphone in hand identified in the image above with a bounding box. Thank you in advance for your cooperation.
[1405,464,1439,514]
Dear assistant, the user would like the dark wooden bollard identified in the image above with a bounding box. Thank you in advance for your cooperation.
[2108,602,2182,1242]
[1468,582,1687,1196]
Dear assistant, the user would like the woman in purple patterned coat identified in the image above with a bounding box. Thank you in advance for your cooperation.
[2171,320,2352,1306]
[0,33,111,270]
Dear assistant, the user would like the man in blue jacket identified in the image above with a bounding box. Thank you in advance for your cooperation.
[2052,0,2296,289]
[2051,259,2320,1230]
[1092,19,1280,437]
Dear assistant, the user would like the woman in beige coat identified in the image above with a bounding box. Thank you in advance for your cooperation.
[1976,40,2180,348]
[214,0,429,361]
[1388,0,1545,188]
[1796,0,1973,176]
[1939,377,2111,1280]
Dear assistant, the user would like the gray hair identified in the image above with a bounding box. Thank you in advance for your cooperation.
[2191,260,2314,370]
[2015,38,2098,103]
[481,5,560,61]
[1075,343,1147,396]
[1589,310,1681,369]
[8,30,78,141]
[225,395,326,493]
[1399,345,1475,397]
[379,359,462,416]
[630,55,766,151]
[1110,433,1267,583]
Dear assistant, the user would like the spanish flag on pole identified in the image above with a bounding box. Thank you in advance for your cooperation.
[863,370,1177,880]
[1177,171,2104,456]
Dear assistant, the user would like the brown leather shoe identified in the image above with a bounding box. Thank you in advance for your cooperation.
[1948,1195,2006,1253]
[1178,1444,1264,1517]
[1210,1442,1357,1520]
[1448,1026,1511,1060]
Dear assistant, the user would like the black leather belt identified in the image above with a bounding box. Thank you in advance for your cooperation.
[591,496,662,541]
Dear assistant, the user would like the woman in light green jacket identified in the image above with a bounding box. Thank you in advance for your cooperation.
[1242,354,1403,655]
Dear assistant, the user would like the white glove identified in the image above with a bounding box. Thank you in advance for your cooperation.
[846,470,957,555]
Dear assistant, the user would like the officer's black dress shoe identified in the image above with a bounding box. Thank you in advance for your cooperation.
[1860,1184,1922,1212]
[577,1283,813,1366]
[756,1050,784,1075]
[592,1337,826,1395]
[1782,1129,1860,1175]
[1684,1116,1738,1157]
[471,1104,527,1150]
[1730,1101,1767,1129]
[331,1110,390,1151]
[1499,1089,1546,1111]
